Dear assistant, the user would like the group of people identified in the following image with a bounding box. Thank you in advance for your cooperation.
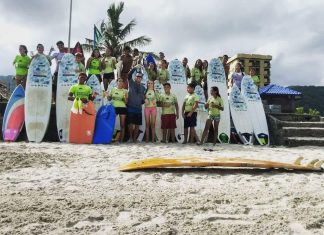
[12,41,260,145]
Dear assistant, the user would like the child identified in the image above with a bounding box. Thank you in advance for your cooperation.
[13,45,31,88]
[249,67,260,88]
[86,48,102,82]
[108,78,128,143]
[75,52,86,75]
[159,83,179,143]
[231,62,244,89]
[68,72,95,114]
[182,83,199,144]
[144,80,158,142]
[146,62,157,81]
[157,59,169,84]
[191,59,203,86]
[199,86,223,145]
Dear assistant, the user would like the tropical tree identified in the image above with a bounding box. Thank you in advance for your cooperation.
[82,2,151,58]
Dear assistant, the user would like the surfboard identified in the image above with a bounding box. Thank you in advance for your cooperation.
[107,79,121,142]
[154,80,163,141]
[2,84,25,141]
[131,66,148,141]
[168,59,187,143]
[93,104,116,144]
[119,157,324,172]
[69,101,96,144]
[86,74,103,112]
[229,84,253,145]
[207,58,230,143]
[25,55,52,142]
[194,85,208,139]
[241,75,269,146]
[56,53,78,142]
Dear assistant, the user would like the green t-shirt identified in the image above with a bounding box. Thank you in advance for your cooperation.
[14,55,31,76]
[145,90,157,107]
[184,93,199,112]
[207,96,223,116]
[191,68,202,82]
[76,62,86,74]
[147,69,157,81]
[157,69,169,84]
[88,58,101,75]
[110,87,127,108]
[69,84,92,100]
[159,93,177,115]
[103,56,116,74]
[251,75,260,87]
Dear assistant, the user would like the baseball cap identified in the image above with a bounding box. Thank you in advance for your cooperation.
[135,72,143,77]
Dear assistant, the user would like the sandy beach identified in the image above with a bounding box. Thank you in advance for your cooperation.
[0,142,324,234]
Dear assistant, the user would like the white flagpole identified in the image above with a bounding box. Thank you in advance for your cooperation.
[68,0,73,53]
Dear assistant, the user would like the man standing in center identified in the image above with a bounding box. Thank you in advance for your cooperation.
[119,46,133,89]
[127,70,146,142]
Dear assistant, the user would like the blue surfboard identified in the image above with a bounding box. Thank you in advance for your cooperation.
[93,104,116,144]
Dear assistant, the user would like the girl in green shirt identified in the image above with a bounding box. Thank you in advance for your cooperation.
[199,86,224,146]
[144,80,158,142]
[108,78,128,142]
[191,59,203,86]
[13,45,31,88]
[86,48,102,82]
[157,60,169,84]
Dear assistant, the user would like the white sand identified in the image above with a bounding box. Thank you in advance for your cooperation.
[0,142,323,234]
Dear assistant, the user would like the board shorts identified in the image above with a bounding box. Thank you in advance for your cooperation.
[88,74,102,83]
[115,107,127,115]
[161,114,176,129]
[15,75,27,87]
[208,114,220,121]
[127,107,142,126]
[184,112,197,128]
[103,72,115,81]
[144,107,157,118]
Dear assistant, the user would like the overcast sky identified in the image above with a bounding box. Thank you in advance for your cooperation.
[0,0,323,85]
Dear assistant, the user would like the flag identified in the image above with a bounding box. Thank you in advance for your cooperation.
[94,25,102,48]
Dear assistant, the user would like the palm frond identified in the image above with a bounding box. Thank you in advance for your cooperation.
[121,36,152,48]
[119,19,136,40]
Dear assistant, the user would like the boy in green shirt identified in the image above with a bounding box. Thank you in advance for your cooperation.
[13,45,31,88]
[182,83,199,144]
[159,82,179,143]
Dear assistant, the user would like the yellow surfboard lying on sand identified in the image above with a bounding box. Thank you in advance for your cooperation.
[119,157,324,172]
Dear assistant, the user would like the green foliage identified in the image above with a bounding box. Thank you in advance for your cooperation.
[83,2,151,58]
[289,86,324,116]
[295,106,304,114]
[308,108,320,116]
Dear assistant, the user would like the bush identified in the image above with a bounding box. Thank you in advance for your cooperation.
[295,107,304,114]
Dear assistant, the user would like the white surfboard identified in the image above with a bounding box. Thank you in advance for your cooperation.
[56,53,78,142]
[241,76,269,146]
[25,55,52,142]
[194,85,208,138]
[154,80,163,141]
[207,58,230,143]
[229,84,253,145]
[131,66,148,141]
[86,75,103,112]
[168,59,187,143]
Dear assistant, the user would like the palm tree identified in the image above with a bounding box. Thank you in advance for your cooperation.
[83,2,151,58]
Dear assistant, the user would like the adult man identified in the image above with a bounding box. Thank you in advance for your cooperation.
[127,70,145,142]
[119,46,133,89]
[50,41,66,102]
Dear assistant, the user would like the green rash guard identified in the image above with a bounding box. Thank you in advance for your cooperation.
[146,69,157,81]
[69,84,92,100]
[159,93,177,115]
[251,75,260,87]
[145,90,157,108]
[207,96,223,116]
[88,58,101,75]
[157,69,169,84]
[14,55,31,76]
[184,93,199,112]
[110,87,127,108]
[76,62,86,74]
[103,56,116,74]
[191,68,202,83]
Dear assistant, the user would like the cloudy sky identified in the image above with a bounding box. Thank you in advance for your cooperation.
[0,0,323,85]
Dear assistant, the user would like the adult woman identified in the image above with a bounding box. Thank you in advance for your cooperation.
[101,47,116,91]
[86,48,102,82]
[13,45,30,88]
[144,80,158,142]
[231,62,244,89]
[191,59,203,86]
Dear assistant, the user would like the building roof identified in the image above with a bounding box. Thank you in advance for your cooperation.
[259,84,302,96]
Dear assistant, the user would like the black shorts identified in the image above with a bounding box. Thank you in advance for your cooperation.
[103,72,115,81]
[88,74,102,83]
[184,112,197,128]
[115,107,127,115]
[127,112,142,126]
